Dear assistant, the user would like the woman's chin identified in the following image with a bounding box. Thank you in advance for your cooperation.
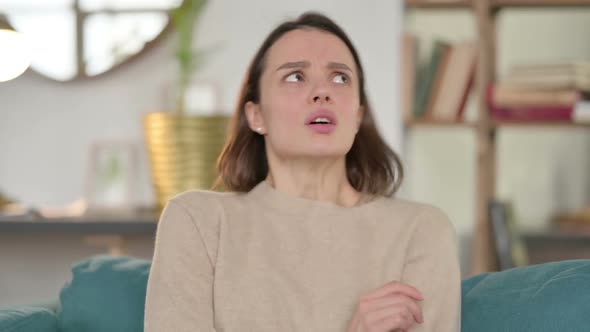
[296,147,350,159]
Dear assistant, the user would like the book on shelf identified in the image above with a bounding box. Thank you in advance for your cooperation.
[503,61,590,92]
[489,60,590,123]
[402,33,418,124]
[489,105,573,122]
[413,40,451,119]
[487,86,574,122]
[489,200,529,270]
[426,40,477,122]
[490,85,580,108]
[423,41,452,120]
[406,37,476,124]
[573,101,590,123]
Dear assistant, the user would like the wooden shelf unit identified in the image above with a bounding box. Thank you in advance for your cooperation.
[404,119,477,128]
[492,121,590,128]
[404,0,590,275]
[406,120,590,128]
[406,0,590,9]
[405,0,471,8]
[493,0,590,8]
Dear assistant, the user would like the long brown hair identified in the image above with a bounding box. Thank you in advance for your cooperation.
[214,12,403,197]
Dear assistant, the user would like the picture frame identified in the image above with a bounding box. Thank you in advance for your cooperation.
[85,140,139,211]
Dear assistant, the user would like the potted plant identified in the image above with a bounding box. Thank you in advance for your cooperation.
[143,0,229,211]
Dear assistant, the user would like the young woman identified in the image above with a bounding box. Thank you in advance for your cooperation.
[145,12,460,332]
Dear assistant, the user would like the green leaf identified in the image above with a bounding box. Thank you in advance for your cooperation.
[171,0,210,114]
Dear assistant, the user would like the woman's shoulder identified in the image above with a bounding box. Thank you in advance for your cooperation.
[157,190,241,264]
[378,196,454,233]
[167,189,242,218]
[170,188,239,205]
[377,195,447,217]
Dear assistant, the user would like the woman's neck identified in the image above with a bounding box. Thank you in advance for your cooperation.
[265,162,362,208]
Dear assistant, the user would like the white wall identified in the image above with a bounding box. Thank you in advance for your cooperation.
[0,0,402,307]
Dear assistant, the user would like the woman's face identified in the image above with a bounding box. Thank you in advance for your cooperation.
[246,28,364,160]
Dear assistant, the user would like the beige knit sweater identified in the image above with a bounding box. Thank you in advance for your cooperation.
[144,180,461,331]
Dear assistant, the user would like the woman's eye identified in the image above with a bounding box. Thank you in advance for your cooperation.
[285,72,304,82]
[333,73,349,84]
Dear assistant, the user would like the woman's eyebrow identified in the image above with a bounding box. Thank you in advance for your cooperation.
[275,61,353,73]
[327,62,353,73]
[276,61,309,71]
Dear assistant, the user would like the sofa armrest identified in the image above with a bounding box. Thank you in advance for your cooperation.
[0,305,58,332]
[462,259,590,332]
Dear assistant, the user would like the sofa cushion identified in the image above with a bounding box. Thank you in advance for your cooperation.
[461,259,590,332]
[57,255,150,332]
[0,306,58,332]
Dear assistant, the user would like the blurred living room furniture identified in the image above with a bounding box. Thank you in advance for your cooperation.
[490,200,590,270]
[522,230,590,264]
[0,255,589,332]
[404,0,590,276]
[489,200,527,270]
[0,210,157,256]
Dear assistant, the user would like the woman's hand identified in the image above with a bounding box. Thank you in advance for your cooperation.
[346,281,424,332]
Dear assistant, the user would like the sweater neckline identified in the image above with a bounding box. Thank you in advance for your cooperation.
[246,179,385,215]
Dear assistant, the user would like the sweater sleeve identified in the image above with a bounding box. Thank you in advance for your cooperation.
[144,199,218,331]
[400,207,461,332]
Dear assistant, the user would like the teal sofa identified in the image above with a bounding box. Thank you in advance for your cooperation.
[1,255,589,332]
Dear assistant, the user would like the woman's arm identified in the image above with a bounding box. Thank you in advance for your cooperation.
[400,207,461,332]
[144,199,218,331]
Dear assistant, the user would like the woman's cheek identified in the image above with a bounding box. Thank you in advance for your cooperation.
[266,107,300,134]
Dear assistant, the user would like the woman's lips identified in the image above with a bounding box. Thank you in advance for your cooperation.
[307,123,336,134]
[305,109,337,125]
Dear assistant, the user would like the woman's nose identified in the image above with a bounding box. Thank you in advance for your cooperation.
[313,94,330,103]
[310,85,331,104]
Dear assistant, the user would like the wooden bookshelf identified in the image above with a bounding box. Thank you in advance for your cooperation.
[493,0,590,8]
[406,0,590,8]
[405,0,472,8]
[407,120,590,128]
[405,119,477,128]
[403,0,590,275]
[493,121,590,128]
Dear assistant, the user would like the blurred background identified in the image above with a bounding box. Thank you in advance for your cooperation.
[1,0,589,308]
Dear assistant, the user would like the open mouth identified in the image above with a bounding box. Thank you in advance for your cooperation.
[308,117,334,125]
[307,117,336,133]
[304,110,337,134]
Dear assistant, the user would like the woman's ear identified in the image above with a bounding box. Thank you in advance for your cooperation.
[245,101,266,134]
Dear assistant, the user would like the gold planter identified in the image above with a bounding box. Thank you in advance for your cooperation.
[143,113,229,211]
